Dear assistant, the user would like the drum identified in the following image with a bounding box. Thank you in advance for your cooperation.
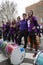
[10,46,25,65]
[5,44,18,54]
[34,51,43,65]
[1,41,7,49]
[5,44,14,54]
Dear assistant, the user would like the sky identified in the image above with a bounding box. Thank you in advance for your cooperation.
[0,0,40,18]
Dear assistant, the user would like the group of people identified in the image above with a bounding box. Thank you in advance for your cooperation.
[1,10,40,57]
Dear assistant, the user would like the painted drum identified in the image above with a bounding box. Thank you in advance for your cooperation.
[1,41,7,49]
[10,46,25,65]
[34,51,43,65]
[5,44,13,54]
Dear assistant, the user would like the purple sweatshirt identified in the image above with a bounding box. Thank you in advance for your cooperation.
[27,16,37,32]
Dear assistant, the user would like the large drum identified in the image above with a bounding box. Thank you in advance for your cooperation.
[34,51,43,65]
[10,46,25,65]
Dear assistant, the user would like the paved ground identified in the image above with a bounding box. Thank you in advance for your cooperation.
[0,36,43,65]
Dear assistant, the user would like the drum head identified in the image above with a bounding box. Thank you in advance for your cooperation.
[10,46,25,65]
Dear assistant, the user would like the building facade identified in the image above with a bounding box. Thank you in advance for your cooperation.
[26,0,43,25]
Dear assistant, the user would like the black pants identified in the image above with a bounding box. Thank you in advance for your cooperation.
[3,30,9,41]
[0,30,2,39]
[17,30,27,48]
[3,32,7,41]
[7,33,18,43]
[7,33,14,42]
[28,31,38,51]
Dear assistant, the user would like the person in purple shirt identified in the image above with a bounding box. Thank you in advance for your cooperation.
[8,19,17,42]
[16,16,21,43]
[17,13,28,48]
[27,10,39,57]
[2,21,7,41]
[5,20,10,41]
[0,27,2,39]
[16,16,21,32]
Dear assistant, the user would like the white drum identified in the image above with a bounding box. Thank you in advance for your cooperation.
[10,46,25,65]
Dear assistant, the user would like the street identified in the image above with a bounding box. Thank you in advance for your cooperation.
[0,36,43,65]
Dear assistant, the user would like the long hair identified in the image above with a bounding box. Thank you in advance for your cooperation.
[12,19,16,25]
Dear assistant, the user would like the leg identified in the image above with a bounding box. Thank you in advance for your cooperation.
[33,33,38,51]
[0,30,2,38]
[14,33,18,43]
[24,30,28,48]
[32,33,38,57]
[17,31,23,45]
[29,32,34,49]
[8,33,11,42]
[12,34,14,42]
[3,32,6,41]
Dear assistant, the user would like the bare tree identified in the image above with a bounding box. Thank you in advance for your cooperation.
[0,1,17,23]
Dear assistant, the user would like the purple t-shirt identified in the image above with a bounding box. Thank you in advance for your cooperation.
[10,27,16,35]
[16,22,20,31]
[27,16,37,32]
[19,19,27,31]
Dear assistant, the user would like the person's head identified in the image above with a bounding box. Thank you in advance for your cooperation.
[17,16,21,22]
[28,10,33,18]
[6,22,9,25]
[12,19,16,26]
[22,13,27,20]
[6,20,11,25]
